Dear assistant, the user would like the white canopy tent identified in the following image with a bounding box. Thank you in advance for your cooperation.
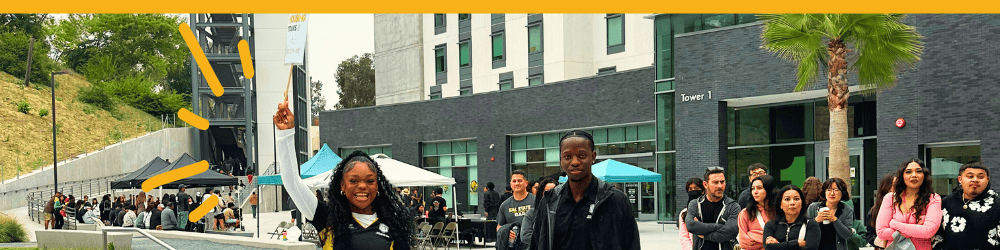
[301,153,463,247]
[302,153,456,188]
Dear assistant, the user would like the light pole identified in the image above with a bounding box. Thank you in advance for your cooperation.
[51,71,68,194]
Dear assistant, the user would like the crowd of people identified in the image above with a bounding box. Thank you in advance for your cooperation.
[42,183,247,232]
[679,160,999,250]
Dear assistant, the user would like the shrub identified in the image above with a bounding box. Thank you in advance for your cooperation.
[77,85,116,112]
[39,108,48,117]
[16,100,30,114]
[0,214,29,243]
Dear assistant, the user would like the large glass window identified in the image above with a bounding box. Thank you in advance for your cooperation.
[511,124,655,179]
[492,32,505,61]
[424,140,478,212]
[459,41,471,67]
[528,75,543,86]
[607,14,624,51]
[339,146,392,158]
[656,93,674,151]
[435,47,446,73]
[657,153,675,220]
[434,14,445,28]
[458,14,470,20]
[927,144,981,195]
[528,25,542,53]
[499,79,512,90]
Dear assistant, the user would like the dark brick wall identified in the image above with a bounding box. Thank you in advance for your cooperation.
[672,15,1000,214]
[319,67,656,213]
[877,14,1000,180]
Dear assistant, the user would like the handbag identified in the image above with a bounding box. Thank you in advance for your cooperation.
[884,231,915,250]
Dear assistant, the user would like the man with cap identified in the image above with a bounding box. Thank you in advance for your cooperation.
[175,184,191,231]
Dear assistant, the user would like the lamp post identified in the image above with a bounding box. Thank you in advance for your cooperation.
[51,71,68,194]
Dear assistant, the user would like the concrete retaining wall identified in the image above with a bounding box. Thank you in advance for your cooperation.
[37,230,132,250]
[146,230,316,250]
[0,127,197,211]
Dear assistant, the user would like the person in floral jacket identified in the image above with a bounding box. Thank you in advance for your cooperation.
[933,162,1000,250]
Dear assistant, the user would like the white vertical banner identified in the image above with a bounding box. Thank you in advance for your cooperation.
[285,14,308,65]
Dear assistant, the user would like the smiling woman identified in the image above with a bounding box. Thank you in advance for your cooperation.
[274,100,413,250]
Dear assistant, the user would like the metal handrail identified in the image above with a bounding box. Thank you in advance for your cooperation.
[102,228,175,250]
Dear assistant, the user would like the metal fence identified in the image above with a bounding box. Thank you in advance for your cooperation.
[26,174,127,224]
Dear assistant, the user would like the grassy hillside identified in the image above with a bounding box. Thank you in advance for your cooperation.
[0,71,177,181]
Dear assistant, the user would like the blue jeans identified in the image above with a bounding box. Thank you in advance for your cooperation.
[251,205,258,218]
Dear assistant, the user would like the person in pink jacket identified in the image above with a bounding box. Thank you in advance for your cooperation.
[680,208,693,250]
[876,159,942,250]
[739,175,776,250]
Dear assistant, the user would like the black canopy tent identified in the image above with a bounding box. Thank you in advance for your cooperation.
[111,153,239,189]
[110,157,171,189]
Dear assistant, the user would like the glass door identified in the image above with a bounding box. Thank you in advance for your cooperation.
[816,141,864,220]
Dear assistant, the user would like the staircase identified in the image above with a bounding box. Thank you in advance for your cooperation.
[238,162,274,208]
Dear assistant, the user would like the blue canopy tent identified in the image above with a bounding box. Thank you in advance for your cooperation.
[558,159,661,183]
[258,144,342,185]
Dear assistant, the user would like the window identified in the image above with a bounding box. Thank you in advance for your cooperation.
[430,93,441,99]
[434,14,445,27]
[499,79,512,90]
[435,46,446,73]
[528,75,543,86]
[459,87,471,96]
[491,32,505,61]
[340,146,392,158]
[459,14,470,20]
[510,124,655,180]
[606,14,624,54]
[528,25,542,53]
[423,141,478,211]
[926,144,981,195]
[459,41,471,67]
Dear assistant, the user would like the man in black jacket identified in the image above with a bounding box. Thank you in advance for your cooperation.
[175,184,191,231]
[528,130,639,250]
[483,182,501,220]
[737,163,767,209]
[933,162,1000,250]
[686,167,740,250]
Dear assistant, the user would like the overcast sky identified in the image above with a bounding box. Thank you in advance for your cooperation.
[308,14,374,111]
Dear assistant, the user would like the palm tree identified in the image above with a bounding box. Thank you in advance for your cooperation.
[759,14,922,181]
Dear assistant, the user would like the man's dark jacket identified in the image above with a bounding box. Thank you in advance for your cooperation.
[527,177,640,250]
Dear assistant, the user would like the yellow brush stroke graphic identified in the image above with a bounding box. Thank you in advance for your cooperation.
[238,40,254,78]
[142,161,209,192]
[189,194,220,222]
[177,108,209,130]
[179,23,224,97]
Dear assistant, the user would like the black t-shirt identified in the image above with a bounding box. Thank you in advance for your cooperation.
[553,178,599,250]
[430,197,448,218]
[700,199,724,250]
[818,208,843,250]
[308,202,409,250]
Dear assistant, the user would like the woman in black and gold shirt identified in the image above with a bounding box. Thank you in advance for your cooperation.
[274,100,414,250]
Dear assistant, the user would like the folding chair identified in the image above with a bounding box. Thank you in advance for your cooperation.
[269,221,289,239]
[435,222,459,250]
[428,222,445,249]
[414,223,434,250]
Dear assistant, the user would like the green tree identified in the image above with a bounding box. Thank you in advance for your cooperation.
[333,53,374,110]
[50,14,191,116]
[0,14,56,86]
[310,79,327,120]
[759,14,923,180]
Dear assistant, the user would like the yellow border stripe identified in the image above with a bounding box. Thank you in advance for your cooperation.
[6,1,1000,13]
[177,108,209,130]
[189,194,220,222]
[141,160,209,192]
[238,40,255,79]
[178,23,224,97]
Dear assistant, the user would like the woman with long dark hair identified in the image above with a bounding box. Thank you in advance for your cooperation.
[274,100,413,249]
[763,185,820,250]
[876,159,941,250]
[802,177,823,208]
[866,173,895,250]
[739,175,777,250]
